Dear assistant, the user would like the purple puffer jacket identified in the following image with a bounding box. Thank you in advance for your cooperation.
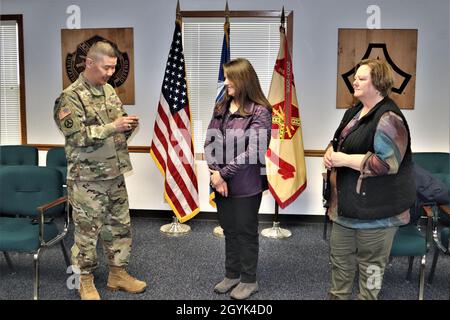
[204,102,272,197]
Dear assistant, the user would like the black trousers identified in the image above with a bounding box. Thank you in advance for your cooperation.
[216,192,262,283]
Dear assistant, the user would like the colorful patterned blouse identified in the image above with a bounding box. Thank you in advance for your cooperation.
[328,110,410,229]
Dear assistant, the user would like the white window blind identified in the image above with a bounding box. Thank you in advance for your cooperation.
[183,17,281,153]
[0,20,21,145]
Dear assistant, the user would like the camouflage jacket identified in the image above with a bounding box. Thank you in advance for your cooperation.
[54,73,134,181]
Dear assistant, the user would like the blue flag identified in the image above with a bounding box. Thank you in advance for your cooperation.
[216,20,230,103]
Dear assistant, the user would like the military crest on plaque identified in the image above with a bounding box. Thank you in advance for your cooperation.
[61,28,135,104]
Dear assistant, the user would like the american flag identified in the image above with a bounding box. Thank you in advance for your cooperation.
[150,20,200,223]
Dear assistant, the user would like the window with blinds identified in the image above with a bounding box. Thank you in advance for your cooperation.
[183,17,281,154]
[0,19,22,145]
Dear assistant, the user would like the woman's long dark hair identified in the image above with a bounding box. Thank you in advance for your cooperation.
[215,58,271,115]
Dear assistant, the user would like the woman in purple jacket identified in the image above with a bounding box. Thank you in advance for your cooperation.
[204,58,272,300]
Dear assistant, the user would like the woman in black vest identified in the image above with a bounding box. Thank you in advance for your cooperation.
[323,59,415,299]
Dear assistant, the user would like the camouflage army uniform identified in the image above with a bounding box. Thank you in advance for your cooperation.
[54,73,135,274]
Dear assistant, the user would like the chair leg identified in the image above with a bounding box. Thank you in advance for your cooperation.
[3,252,15,272]
[33,251,40,300]
[60,241,71,267]
[407,256,414,281]
[418,255,426,300]
[427,247,439,284]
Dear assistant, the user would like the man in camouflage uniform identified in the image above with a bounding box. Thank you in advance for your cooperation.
[54,41,146,300]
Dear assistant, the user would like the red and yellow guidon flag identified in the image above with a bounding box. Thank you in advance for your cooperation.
[265,27,307,209]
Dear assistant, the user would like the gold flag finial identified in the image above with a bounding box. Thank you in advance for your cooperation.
[176,0,182,23]
[225,1,230,23]
[224,1,230,47]
[280,6,286,33]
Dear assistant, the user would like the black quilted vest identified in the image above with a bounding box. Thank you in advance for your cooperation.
[332,97,416,220]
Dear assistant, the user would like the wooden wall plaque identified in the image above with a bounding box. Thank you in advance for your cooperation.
[61,27,135,105]
[337,28,417,109]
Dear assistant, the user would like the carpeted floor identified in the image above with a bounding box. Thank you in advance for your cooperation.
[0,216,449,300]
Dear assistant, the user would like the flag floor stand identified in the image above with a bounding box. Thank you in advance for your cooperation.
[261,221,292,239]
[213,225,224,238]
[160,216,191,236]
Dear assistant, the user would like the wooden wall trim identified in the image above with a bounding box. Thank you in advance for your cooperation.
[30,144,325,157]
[30,144,59,151]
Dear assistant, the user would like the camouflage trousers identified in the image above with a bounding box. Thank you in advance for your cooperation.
[67,175,132,274]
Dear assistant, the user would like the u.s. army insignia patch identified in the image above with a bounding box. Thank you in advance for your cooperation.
[64,118,74,128]
[59,107,72,120]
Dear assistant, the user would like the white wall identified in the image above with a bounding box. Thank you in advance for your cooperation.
[6,0,450,215]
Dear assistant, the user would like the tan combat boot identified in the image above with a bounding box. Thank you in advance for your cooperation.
[78,274,101,300]
[107,266,147,293]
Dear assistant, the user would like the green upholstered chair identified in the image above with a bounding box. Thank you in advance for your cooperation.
[0,165,70,300]
[412,153,450,193]
[46,147,67,185]
[411,152,450,285]
[412,152,450,222]
[428,205,449,285]
[0,145,38,166]
[46,147,68,198]
[390,205,432,300]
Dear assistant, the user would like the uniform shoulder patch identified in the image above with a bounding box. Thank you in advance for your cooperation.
[59,107,72,120]
[64,118,74,128]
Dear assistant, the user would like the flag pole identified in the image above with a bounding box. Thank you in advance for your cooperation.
[160,215,192,235]
[261,6,292,239]
[212,1,230,238]
[261,201,292,239]
[159,0,192,236]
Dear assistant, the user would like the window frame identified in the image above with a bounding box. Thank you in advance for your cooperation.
[0,14,27,144]
[180,10,293,53]
[180,10,293,159]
